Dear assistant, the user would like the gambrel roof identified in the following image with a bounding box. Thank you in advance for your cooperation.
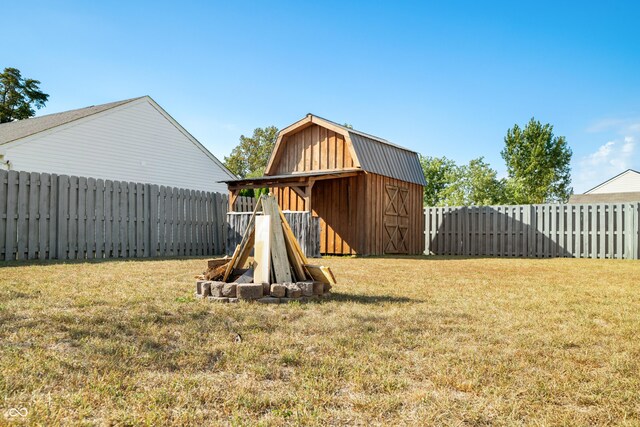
[265,114,427,186]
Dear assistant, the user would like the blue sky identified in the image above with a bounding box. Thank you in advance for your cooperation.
[5,1,639,192]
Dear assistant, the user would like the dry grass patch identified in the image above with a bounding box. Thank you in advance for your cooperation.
[1,256,639,425]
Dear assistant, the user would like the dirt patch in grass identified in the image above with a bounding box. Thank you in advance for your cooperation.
[1,256,639,425]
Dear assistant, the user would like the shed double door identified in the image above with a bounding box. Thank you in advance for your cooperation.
[384,184,409,254]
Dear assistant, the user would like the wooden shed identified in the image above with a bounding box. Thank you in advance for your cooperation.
[225,114,426,255]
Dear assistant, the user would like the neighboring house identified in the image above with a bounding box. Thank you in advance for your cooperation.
[224,114,426,256]
[569,169,640,203]
[0,96,235,193]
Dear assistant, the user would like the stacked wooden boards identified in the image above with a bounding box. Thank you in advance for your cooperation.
[201,194,337,286]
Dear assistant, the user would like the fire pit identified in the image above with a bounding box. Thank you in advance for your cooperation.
[194,195,336,303]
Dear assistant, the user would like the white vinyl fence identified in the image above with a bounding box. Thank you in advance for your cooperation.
[0,169,254,261]
[425,203,640,259]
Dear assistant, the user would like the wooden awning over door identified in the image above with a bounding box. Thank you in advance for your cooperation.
[222,168,362,212]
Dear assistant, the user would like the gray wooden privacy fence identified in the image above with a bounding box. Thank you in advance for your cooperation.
[226,211,321,258]
[0,169,254,261]
[233,196,256,212]
[425,203,640,259]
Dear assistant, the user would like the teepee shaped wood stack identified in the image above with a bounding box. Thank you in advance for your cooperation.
[202,194,336,286]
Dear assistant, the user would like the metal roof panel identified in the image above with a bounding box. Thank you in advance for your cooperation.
[348,132,426,186]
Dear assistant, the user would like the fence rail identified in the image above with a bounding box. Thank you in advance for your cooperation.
[425,203,640,259]
[227,211,321,258]
[0,169,254,261]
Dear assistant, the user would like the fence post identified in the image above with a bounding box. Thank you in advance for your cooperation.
[623,203,633,259]
[524,205,536,258]
[633,202,640,259]
[635,202,640,260]
[423,207,429,255]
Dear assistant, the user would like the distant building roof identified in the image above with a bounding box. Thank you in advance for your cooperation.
[569,192,640,203]
[568,169,640,203]
[0,97,144,145]
[0,96,237,183]
[584,169,640,194]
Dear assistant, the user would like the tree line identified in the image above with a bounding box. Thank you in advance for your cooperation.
[226,118,572,205]
[2,66,572,205]
[421,118,572,206]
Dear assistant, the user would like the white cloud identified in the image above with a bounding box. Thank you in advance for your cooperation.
[573,118,640,192]
[622,137,635,154]
[575,138,637,192]
[589,141,615,161]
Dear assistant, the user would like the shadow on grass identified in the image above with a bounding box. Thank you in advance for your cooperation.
[320,254,506,260]
[2,254,424,268]
[0,255,219,269]
[328,292,420,304]
[0,254,421,268]
[320,254,430,260]
[321,254,577,261]
[0,253,568,270]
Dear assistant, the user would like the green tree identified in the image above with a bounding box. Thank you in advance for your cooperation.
[460,157,507,205]
[0,67,49,123]
[224,126,278,197]
[420,155,507,206]
[224,126,278,179]
[501,118,572,203]
[419,155,464,206]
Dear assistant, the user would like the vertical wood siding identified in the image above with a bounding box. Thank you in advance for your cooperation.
[272,172,424,255]
[0,169,254,261]
[425,203,640,259]
[272,187,305,211]
[267,124,425,255]
[273,124,355,174]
